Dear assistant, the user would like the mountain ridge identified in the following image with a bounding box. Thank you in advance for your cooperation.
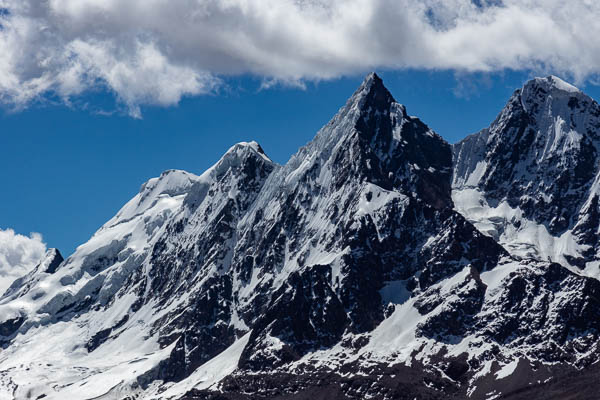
[2,73,600,399]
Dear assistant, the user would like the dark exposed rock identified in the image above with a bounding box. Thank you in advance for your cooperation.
[0,313,25,338]
[239,265,349,371]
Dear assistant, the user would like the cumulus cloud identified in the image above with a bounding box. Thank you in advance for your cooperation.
[0,0,599,115]
[0,228,46,294]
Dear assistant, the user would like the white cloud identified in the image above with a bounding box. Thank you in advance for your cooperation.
[0,0,599,115]
[0,228,46,294]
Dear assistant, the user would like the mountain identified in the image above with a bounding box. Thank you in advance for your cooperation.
[453,76,600,271]
[2,74,600,400]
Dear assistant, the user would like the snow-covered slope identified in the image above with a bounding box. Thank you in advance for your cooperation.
[3,74,600,400]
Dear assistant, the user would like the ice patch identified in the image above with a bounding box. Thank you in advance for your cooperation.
[495,358,519,380]
[154,333,251,399]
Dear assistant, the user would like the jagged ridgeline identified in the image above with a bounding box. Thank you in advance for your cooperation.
[2,74,600,400]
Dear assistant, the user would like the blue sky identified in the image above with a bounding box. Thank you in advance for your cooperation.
[4,69,600,256]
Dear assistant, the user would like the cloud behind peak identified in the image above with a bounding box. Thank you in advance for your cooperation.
[0,228,46,294]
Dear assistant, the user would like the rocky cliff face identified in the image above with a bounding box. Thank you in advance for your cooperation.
[2,74,600,400]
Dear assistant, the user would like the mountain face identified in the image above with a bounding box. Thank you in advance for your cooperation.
[453,76,600,271]
[2,74,600,400]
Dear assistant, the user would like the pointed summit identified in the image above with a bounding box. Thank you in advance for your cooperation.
[284,71,452,209]
[347,72,398,115]
[358,72,388,95]
[40,248,63,274]
[294,72,404,161]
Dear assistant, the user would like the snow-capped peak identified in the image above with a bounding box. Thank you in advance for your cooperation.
[347,72,403,116]
[524,75,581,95]
[453,74,600,268]
[135,142,270,204]
[139,169,199,197]
[107,142,275,232]
[206,140,275,182]
[358,72,387,94]
[231,140,264,154]
[519,75,589,116]
[296,72,407,158]
[222,140,272,163]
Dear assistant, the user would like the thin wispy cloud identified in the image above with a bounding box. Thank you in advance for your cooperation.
[0,0,598,116]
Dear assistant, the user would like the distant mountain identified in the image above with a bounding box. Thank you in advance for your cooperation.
[2,74,600,400]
